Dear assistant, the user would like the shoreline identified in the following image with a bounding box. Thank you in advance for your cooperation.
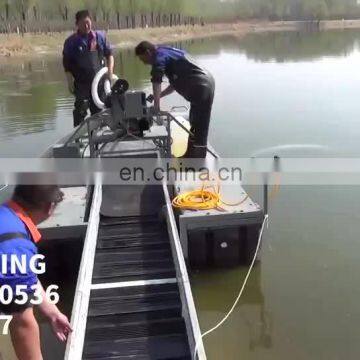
[1,19,360,59]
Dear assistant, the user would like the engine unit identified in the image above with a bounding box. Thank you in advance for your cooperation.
[106,79,153,137]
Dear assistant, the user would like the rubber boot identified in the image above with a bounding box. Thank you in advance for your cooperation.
[181,143,207,159]
[181,138,195,159]
[192,145,207,159]
[73,99,89,127]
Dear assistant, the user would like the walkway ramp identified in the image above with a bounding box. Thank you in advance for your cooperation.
[65,184,205,360]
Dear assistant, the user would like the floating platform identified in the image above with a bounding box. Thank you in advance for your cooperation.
[0,107,265,360]
[174,178,263,268]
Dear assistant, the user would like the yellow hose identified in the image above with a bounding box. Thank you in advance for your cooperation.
[172,181,249,211]
[172,169,281,212]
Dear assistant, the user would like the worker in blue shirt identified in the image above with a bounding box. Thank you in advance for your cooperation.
[63,9,115,127]
[135,41,215,158]
[0,185,72,359]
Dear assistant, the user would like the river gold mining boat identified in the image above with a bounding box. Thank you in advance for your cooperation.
[1,78,264,359]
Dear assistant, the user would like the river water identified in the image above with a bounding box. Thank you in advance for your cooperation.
[1,30,360,359]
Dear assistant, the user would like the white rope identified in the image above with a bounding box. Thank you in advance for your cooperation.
[194,214,269,359]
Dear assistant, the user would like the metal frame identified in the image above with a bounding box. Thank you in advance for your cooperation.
[64,182,102,360]
[97,127,172,158]
[55,108,221,160]
[78,111,173,158]
[162,181,207,360]
[60,113,104,150]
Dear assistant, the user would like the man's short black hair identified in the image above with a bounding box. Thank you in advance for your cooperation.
[13,185,64,210]
[76,10,91,24]
[135,41,156,56]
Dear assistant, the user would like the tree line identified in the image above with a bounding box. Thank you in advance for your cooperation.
[235,0,360,21]
[0,0,360,33]
[0,0,228,33]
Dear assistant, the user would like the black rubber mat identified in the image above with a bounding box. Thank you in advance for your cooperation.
[93,217,176,283]
[95,245,172,263]
[88,286,181,316]
[99,215,162,227]
[82,216,191,359]
[83,334,191,359]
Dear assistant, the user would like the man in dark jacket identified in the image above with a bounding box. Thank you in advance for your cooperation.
[135,41,215,158]
[63,10,115,127]
[0,185,71,360]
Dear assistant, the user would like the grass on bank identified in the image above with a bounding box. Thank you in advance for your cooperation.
[1,19,360,58]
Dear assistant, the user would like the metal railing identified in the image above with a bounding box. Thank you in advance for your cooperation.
[64,182,102,360]
[162,180,207,360]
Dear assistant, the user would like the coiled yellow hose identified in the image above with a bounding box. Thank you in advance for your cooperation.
[172,182,249,211]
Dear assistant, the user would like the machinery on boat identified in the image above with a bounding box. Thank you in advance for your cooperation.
[50,75,264,269]
[0,72,265,359]
[53,80,172,159]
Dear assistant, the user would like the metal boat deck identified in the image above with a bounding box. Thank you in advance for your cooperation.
[0,109,264,360]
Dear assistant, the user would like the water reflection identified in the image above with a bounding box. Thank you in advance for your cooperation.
[2,30,360,155]
[0,58,74,155]
[236,30,360,62]
[192,264,273,358]
[116,49,151,89]
[1,85,57,138]
[0,60,62,141]
[1,30,360,359]
[180,29,360,62]
[240,266,273,353]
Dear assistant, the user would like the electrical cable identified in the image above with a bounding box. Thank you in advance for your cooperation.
[193,213,269,359]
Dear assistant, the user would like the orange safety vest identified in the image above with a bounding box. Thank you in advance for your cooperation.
[6,200,42,243]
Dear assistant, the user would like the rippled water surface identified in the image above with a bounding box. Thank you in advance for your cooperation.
[1,30,360,359]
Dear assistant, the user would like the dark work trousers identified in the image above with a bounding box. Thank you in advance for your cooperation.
[73,81,101,128]
[187,80,215,158]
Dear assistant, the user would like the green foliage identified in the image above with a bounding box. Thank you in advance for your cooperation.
[235,0,360,20]
[1,0,360,32]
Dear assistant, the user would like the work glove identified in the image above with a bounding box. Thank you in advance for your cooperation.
[149,106,155,115]
[149,106,160,116]
[65,72,75,94]
[107,73,117,87]
[146,94,154,103]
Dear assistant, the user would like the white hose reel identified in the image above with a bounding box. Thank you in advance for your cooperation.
[91,67,119,110]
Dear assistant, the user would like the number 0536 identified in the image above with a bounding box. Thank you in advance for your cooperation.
[0,284,59,306]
